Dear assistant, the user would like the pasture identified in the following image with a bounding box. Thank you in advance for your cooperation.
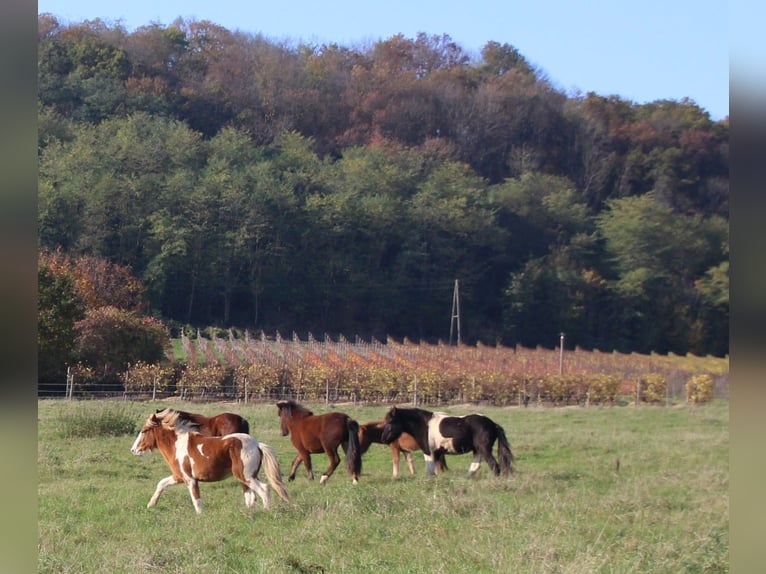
[38,400,728,573]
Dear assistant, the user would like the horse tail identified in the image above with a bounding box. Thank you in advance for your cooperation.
[241,417,250,435]
[258,442,290,502]
[345,418,363,480]
[494,423,515,476]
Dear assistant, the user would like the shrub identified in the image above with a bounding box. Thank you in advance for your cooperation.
[75,307,169,375]
[176,364,229,398]
[686,373,714,404]
[54,404,137,438]
[636,373,667,403]
[122,362,173,394]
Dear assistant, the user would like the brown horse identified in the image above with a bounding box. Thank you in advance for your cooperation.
[153,407,249,436]
[358,421,448,478]
[276,400,362,485]
[131,409,289,514]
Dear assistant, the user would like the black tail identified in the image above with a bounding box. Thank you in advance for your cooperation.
[241,417,251,435]
[495,423,514,476]
[346,419,362,481]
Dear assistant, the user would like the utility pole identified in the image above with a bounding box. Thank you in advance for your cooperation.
[449,279,461,346]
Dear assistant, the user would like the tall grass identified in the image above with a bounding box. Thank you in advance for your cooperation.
[38,400,728,573]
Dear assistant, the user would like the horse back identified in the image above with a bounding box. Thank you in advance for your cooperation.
[294,412,350,453]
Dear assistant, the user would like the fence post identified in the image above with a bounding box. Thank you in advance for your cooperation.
[635,378,641,406]
[413,376,418,406]
[152,375,157,401]
[67,366,74,400]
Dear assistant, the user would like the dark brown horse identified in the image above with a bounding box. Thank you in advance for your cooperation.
[131,409,289,514]
[154,407,249,436]
[358,421,448,478]
[276,400,362,484]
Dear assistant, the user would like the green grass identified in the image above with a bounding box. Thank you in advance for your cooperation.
[38,400,728,573]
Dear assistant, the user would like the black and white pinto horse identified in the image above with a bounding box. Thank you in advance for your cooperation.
[380,406,514,477]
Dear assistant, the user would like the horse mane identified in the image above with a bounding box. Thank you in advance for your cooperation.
[277,399,314,417]
[152,408,199,431]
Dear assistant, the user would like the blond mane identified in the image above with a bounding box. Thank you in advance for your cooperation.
[149,408,198,432]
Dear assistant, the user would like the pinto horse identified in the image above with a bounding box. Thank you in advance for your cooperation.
[131,409,289,514]
[276,400,362,485]
[381,406,514,477]
[153,407,250,436]
[358,421,447,478]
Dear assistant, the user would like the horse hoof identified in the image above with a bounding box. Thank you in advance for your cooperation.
[319,475,328,484]
[288,475,295,482]
[352,478,358,485]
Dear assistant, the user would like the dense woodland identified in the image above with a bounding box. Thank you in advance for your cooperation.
[37,15,729,358]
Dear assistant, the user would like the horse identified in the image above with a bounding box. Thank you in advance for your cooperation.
[380,406,514,477]
[153,407,250,436]
[130,409,289,514]
[358,421,448,478]
[276,400,362,485]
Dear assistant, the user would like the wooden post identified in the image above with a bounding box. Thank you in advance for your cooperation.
[559,332,565,375]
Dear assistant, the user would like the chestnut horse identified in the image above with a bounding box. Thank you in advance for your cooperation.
[358,421,448,478]
[153,407,249,436]
[276,400,362,484]
[381,406,514,477]
[131,409,289,513]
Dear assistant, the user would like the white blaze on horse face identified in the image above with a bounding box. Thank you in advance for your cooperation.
[131,430,149,455]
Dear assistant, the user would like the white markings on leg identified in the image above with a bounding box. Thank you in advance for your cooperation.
[148,475,181,508]
[468,454,482,476]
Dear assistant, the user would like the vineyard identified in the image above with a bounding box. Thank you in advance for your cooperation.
[90,329,729,407]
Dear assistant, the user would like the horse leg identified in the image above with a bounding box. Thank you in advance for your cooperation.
[288,454,305,481]
[423,453,437,476]
[185,479,203,514]
[405,451,416,475]
[243,479,271,509]
[476,442,501,476]
[301,452,315,480]
[467,453,483,477]
[147,475,183,508]
[319,448,341,484]
[390,444,400,478]
[242,484,256,507]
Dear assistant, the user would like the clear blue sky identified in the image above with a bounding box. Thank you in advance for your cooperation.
[38,0,731,120]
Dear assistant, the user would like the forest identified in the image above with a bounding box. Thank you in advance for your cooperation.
[37,15,729,358]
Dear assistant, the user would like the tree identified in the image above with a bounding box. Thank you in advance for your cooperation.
[38,260,86,388]
[595,193,727,353]
[75,307,168,377]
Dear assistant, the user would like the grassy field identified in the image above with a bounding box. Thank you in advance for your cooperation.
[38,399,728,573]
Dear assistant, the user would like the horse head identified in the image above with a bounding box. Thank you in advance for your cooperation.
[276,401,291,436]
[131,413,162,455]
[380,406,403,444]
